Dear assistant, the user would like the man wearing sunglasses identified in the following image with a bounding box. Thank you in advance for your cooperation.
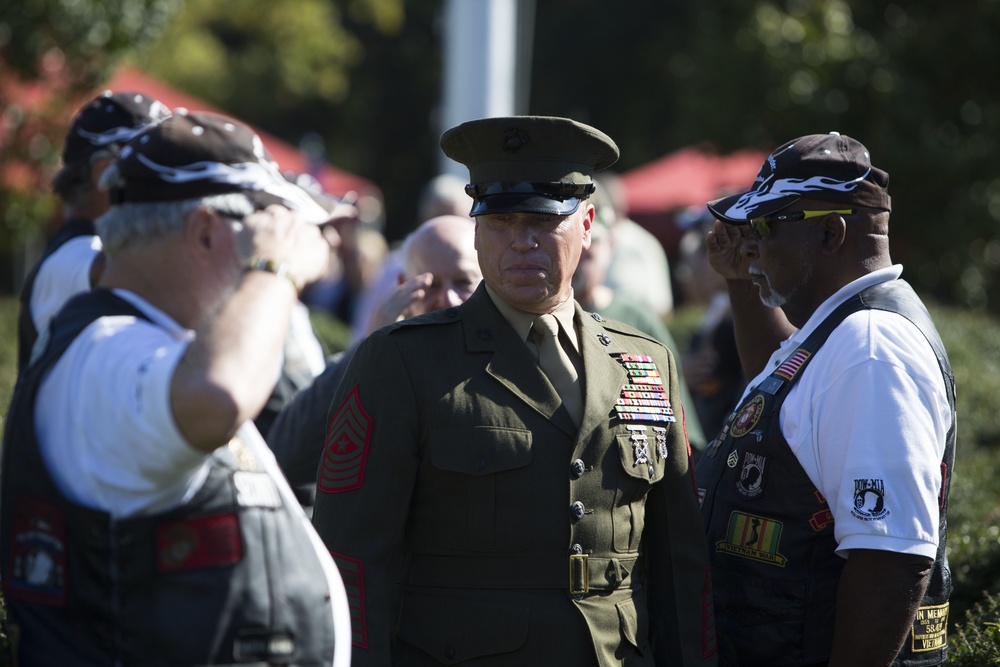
[695,133,955,666]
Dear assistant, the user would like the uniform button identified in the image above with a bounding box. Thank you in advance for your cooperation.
[445,646,456,659]
[570,459,586,479]
[570,501,586,521]
[473,457,487,471]
[570,543,583,555]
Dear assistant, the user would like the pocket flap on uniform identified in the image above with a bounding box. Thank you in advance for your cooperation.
[397,593,530,664]
[616,596,649,654]
[616,433,665,483]
[429,427,532,476]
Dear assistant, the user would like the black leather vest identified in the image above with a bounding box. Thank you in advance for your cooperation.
[16,217,97,373]
[1,290,336,666]
[696,280,955,667]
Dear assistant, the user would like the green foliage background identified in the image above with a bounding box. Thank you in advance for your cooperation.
[4,0,1000,312]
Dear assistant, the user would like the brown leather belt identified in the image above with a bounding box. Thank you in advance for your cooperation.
[403,554,641,595]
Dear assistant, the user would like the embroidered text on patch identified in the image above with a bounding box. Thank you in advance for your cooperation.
[318,385,373,493]
[716,511,788,567]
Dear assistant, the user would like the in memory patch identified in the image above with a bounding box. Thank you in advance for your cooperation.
[910,602,948,653]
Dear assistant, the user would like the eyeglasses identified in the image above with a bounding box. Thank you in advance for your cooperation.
[748,209,855,239]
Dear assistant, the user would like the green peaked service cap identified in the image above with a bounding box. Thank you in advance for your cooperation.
[440,115,620,217]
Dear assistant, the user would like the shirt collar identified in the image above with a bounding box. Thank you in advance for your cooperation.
[750,265,904,390]
[781,265,904,352]
[112,288,195,342]
[483,284,580,353]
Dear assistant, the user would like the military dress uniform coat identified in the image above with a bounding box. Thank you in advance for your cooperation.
[311,284,716,667]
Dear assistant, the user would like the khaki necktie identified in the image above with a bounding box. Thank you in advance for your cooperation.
[532,314,583,426]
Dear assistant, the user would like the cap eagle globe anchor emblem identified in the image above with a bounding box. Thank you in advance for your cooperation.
[502,127,529,152]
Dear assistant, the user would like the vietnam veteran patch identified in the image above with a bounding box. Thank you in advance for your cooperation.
[318,385,372,494]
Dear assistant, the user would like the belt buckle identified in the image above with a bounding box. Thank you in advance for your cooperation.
[569,553,589,595]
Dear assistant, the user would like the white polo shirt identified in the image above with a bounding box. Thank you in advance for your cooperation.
[742,266,952,559]
[35,290,218,519]
[29,235,102,335]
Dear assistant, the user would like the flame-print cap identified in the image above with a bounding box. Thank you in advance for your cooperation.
[707,132,891,224]
[62,90,171,165]
[108,110,332,224]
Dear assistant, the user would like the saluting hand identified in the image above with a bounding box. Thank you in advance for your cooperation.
[239,205,331,292]
[367,272,434,333]
[706,219,754,282]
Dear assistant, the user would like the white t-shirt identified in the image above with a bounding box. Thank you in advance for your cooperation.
[742,266,951,559]
[30,235,102,335]
[35,290,218,519]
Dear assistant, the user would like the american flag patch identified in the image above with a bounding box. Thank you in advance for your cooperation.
[773,349,811,381]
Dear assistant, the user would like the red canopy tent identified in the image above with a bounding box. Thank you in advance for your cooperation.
[619,145,767,254]
[106,66,377,200]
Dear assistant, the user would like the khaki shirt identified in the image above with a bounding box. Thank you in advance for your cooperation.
[312,283,716,666]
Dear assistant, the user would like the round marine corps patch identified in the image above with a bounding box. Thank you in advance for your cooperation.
[730,394,765,438]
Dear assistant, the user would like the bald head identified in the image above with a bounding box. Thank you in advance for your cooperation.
[400,215,481,314]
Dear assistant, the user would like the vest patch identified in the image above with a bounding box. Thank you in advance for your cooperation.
[234,630,296,661]
[319,385,373,494]
[156,513,244,572]
[736,452,766,499]
[910,602,948,653]
[773,348,811,380]
[233,471,282,509]
[730,394,765,438]
[851,478,890,521]
[716,511,788,567]
[6,496,67,606]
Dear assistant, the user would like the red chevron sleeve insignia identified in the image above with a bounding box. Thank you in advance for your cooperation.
[318,385,372,493]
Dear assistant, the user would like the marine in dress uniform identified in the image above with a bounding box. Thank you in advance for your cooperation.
[311,116,716,666]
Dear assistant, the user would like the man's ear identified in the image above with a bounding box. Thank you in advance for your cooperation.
[581,202,595,251]
[820,213,848,254]
[183,206,220,256]
[89,156,113,186]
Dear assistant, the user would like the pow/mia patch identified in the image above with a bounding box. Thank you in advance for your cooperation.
[736,452,766,499]
[6,496,67,606]
[851,478,890,521]
[729,394,765,438]
[318,385,372,494]
[716,511,788,567]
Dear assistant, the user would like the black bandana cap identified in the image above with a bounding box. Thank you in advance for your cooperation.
[707,132,891,224]
[62,90,171,165]
[109,110,333,224]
